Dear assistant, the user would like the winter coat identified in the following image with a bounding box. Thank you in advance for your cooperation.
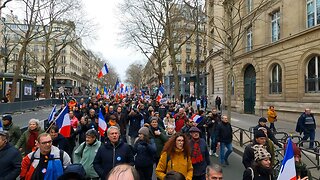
[3,122,21,145]
[205,114,221,135]
[74,140,101,178]
[52,133,70,154]
[296,161,312,180]
[0,143,22,180]
[20,145,71,180]
[93,139,134,178]
[115,112,128,135]
[149,126,168,159]
[156,148,193,180]
[243,166,274,180]
[216,122,233,144]
[190,138,210,176]
[133,138,157,167]
[128,111,143,138]
[267,109,277,123]
[296,112,316,133]
[15,127,44,155]
[174,113,188,132]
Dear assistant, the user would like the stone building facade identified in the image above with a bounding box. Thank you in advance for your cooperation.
[205,0,320,121]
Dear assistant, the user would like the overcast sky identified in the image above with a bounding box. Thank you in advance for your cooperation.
[82,0,144,81]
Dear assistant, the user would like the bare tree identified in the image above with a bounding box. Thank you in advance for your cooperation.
[118,0,199,98]
[125,61,144,88]
[118,0,168,86]
[1,25,19,72]
[207,0,274,122]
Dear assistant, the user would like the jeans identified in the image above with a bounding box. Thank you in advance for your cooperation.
[270,123,276,131]
[219,142,233,164]
[302,129,316,148]
[211,133,218,153]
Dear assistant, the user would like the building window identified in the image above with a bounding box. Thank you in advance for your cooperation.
[270,64,282,94]
[247,0,253,13]
[307,0,320,28]
[231,75,235,95]
[246,25,253,52]
[305,56,320,92]
[271,10,280,42]
[61,67,65,74]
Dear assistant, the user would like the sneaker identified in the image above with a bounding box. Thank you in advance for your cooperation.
[225,159,229,165]
[213,153,219,157]
[209,150,213,156]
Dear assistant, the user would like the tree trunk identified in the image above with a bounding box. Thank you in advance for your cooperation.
[9,45,25,102]
[44,70,51,98]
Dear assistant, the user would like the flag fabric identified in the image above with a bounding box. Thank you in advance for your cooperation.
[141,91,145,100]
[0,120,3,131]
[277,138,297,180]
[98,110,107,137]
[96,87,101,99]
[191,114,204,124]
[114,79,119,91]
[103,86,108,99]
[55,106,71,138]
[157,86,165,102]
[98,63,109,78]
[48,105,56,123]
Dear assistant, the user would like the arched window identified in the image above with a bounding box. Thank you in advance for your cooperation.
[270,64,282,94]
[211,69,214,94]
[305,56,320,92]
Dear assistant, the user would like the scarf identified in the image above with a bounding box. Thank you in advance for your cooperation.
[27,130,38,151]
[191,139,203,164]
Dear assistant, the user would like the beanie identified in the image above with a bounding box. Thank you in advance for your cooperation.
[258,117,267,123]
[138,127,149,136]
[252,144,271,161]
[254,129,267,139]
[2,114,12,122]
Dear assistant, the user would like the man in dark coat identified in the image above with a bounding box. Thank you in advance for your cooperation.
[0,131,22,180]
[128,107,144,145]
[93,126,134,179]
[50,126,70,155]
[216,115,233,166]
[253,117,282,148]
[2,114,21,145]
[296,108,317,149]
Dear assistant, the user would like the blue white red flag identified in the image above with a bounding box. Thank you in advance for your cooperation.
[125,86,128,94]
[157,86,165,102]
[103,86,108,99]
[114,79,119,91]
[98,110,107,137]
[191,114,204,124]
[96,87,101,99]
[55,106,71,138]
[48,105,56,123]
[277,138,297,180]
[0,120,3,131]
[141,91,145,100]
[97,63,109,78]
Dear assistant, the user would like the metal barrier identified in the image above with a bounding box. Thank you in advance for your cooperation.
[231,125,320,179]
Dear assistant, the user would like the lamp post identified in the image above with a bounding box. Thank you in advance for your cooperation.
[196,0,200,100]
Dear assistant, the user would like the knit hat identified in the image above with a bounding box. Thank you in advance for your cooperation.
[189,126,201,133]
[254,129,267,139]
[252,144,271,161]
[138,127,149,136]
[2,114,12,122]
[258,117,267,122]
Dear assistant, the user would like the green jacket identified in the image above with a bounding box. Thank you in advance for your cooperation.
[149,127,168,158]
[73,140,101,178]
[3,123,21,145]
[296,161,312,180]
[15,127,44,155]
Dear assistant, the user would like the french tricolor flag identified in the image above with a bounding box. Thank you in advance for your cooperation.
[48,105,56,123]
[55,106,71,138]
[157,86,165,102]
[191,114,204,124]
[98,63,109,78]
[98,110,107,137]
[277,138,297,180]
[96,87,101,99]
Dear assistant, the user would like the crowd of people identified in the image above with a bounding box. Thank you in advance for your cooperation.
[0,92,316,180]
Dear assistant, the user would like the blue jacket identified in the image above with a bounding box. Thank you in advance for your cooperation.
[0,143,22,180]
[93,139,134,178]
[190,138,211,176]
[133,138,157,167]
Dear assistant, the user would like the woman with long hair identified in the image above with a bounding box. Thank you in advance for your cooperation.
[156,133,193,180]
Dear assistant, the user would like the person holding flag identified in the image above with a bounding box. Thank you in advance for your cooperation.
[157,86,165,102]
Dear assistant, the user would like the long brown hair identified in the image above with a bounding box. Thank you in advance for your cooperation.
[161,133,191,158]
